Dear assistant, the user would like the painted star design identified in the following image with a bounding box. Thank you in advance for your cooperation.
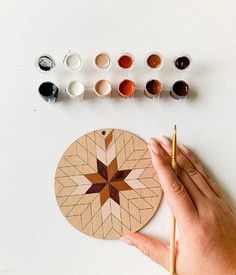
[85,158,132,206]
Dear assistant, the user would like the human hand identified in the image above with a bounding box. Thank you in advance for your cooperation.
[121,136,236,275]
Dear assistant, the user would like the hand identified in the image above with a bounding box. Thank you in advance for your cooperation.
[121,136,236,275]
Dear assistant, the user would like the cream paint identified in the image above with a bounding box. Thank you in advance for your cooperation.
[95,80,112,97]
[94,53,110,69]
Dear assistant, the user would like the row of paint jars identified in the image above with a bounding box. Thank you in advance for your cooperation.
[36,52,192,72]
[38,79,189,103]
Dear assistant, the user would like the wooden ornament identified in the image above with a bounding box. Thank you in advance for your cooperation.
[54,129,163,239]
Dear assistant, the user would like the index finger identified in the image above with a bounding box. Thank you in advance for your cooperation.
[148,138,197,226]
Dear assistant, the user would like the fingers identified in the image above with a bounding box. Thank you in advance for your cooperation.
[160,136,215,199]
[121,233,169,270]
[180,145,222,198]
[148,138,197,226]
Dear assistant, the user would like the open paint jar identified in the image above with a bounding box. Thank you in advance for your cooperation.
[144,79,163,98]
[170,80,189,100]
[94,53,111,70]
[63,52,82,71]
[118,79,135,98]
[36,54,55,72]
[38,82,58,103]
[173,54,191,71]
[94,80,112,99]
[66,80,85,101]
[117,53,134,70]
[146,52,164,70]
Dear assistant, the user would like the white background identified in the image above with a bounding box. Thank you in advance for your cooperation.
[1,1,236,274]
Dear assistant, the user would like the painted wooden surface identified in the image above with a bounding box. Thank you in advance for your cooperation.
[55,129,163,239]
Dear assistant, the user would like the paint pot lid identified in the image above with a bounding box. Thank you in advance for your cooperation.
[147,54,163,69]
[174,55,191,70]
[118,54,133,69]
[67,81,84,96]
[95,53,111,69]
[95,80,112,96]
[64,53,81,71]
[37,55,55,72]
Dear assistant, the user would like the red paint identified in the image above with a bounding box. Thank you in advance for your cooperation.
[118,55,133,69]
[118,80,135,97]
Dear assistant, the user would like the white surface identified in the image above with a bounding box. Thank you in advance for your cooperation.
[1,1,236,275]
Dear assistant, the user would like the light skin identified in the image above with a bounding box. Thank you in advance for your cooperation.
[121,136,236,275]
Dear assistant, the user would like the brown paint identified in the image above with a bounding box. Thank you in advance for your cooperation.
[174,56,190,70]
[118,79,135,97]
[85,155,132,206]
[147,54,162,69]
[118,54,133,69]
[170,80,189,99]
[145,80,163,97]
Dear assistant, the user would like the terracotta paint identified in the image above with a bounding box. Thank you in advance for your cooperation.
[147,54,162,69]
[118,54,133,69]
[118,80,135,97]
[145,80,163,98]
[170,80,189,99]
[95,53,111,69]
[95,80,112,98]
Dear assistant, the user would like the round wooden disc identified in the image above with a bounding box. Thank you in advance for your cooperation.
[54,129,162,239]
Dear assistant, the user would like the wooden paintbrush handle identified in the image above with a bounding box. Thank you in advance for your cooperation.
[170,160,177,274]
[170,213,176,275]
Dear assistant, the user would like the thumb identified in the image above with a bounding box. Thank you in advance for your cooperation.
[121,232,169,270]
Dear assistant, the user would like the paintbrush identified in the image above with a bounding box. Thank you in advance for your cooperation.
[169,125,177,275]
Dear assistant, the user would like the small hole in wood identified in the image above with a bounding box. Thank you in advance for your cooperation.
[102,131,106,135]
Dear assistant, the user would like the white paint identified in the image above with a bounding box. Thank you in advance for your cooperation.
[66,80,85,100]
[64,52,81,71]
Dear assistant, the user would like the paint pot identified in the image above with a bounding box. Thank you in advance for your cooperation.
[94,80,112,99]
[144,79,163,98]
[66,80,85,101]
[174,55,191,71]
[38,82,58,103]
[147,53,164,70]
[63,52,82,71]
[118,79,135,98]
[36,54,55,72]
[170,80,189,100]
[117,53,134,69]
[94,53,111,70]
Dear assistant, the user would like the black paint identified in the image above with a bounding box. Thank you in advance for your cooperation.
[38,82,58,103]
[175,56,190,70]
[170,80,189,100]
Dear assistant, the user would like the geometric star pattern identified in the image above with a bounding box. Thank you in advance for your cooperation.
[54,129,163,239]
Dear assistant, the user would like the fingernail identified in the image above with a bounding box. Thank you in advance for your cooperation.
[180,144,190,154]
[160,136,171,147]
[120,237,134,246]
[147,138,159,154]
